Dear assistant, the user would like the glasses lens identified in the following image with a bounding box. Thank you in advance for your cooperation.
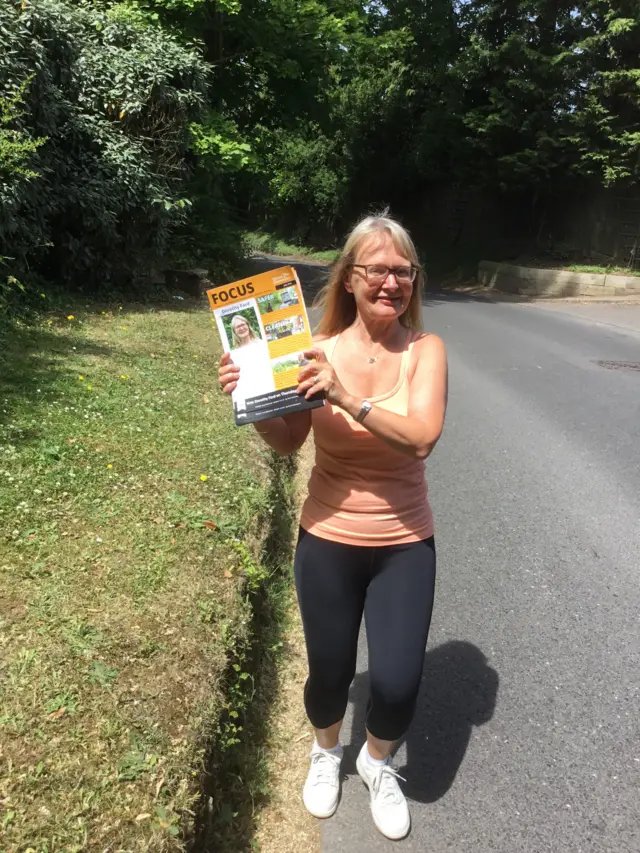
[395,267,413,282]
[362,265,416,283]
[367,265,388,281]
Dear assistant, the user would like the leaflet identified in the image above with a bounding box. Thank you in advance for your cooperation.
[207,266,325,425]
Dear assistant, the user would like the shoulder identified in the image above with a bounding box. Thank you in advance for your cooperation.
[312,333,333,354]
[408,332,447,376]
[411,332,446,357]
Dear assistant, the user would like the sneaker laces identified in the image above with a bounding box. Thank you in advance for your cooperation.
[309,751,341,787]
[372,764,406,806]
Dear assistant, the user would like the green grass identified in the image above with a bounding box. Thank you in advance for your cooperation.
[0,299,294,851]
[565,263,640,276]
[244,230,340,264]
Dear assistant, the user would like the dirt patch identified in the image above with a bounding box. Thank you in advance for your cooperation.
[253,438,320,853]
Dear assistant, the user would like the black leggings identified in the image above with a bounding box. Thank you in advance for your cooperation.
[294,528,436,742]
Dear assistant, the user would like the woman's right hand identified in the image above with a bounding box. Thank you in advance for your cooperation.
[218,351,240,395]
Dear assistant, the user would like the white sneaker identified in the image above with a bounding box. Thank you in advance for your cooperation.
[302,745,342,818]
[356,743,411,840]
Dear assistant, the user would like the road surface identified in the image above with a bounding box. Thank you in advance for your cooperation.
[249,256,640,852]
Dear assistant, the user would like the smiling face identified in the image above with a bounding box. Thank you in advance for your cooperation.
[344,233,414,324]
[232,317,252,343]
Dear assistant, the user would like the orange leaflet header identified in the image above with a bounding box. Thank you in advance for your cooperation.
[206,266,297,310]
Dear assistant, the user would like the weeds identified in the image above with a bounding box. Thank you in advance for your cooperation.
[0,298,286,851]
[191,453,299,852]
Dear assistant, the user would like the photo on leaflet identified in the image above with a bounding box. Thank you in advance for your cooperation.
[221,305,263,351]
[271,350,311,376]
[264,314,306,342]
[257,285,300,315]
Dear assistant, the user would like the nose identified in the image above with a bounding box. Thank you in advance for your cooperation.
[383,272,400,289]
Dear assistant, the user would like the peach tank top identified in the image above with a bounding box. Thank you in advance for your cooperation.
[300,332,434,546]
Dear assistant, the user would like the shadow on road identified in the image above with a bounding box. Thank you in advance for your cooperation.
[343,640,499,803]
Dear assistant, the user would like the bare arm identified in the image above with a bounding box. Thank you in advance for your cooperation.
[253,410,312,455]
[342,336,447,459]
[297,335,448,460]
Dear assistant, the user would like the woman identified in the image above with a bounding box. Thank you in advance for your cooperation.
[227,313,271,412]
[230,313,258,348]
[218,213,448,840]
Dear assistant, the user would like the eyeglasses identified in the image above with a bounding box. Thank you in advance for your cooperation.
[351,264,418,284]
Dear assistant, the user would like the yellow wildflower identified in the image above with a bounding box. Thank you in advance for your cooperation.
[78,375,85,381]
[67,315,75,320]
[200,475,208,482]
[107,464,113,469]
[87,386,93,391]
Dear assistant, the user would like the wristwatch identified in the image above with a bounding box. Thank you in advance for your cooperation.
[355,399,372,424]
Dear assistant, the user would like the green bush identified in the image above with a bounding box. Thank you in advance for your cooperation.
[0,0,209,290]
[259,125,348,241]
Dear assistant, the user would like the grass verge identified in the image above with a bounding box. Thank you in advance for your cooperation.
[191,452,299,852]
[564,263,640,277]
[505,256,640,276]
[244,231,340,265]
[0,298,295,851]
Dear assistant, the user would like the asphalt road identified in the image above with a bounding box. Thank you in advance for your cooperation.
[249,257,640,852]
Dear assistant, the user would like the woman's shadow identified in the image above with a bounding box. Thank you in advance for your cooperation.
[343,640,499,802]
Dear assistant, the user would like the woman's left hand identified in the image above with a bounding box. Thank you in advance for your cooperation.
[297,347,348,408]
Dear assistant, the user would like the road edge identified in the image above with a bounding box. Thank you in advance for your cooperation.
[252,438,321,853]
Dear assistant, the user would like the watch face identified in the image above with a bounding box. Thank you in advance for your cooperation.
[357,401,371,423]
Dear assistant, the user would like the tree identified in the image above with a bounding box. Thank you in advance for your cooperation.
[567,0,640,184]
[449,0,581,190]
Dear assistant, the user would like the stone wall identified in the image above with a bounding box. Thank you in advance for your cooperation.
[478,261,640,298]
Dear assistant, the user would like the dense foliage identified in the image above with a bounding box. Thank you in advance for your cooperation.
[0,0,208,290]
[212,0,640,242]
[1,0,639,292]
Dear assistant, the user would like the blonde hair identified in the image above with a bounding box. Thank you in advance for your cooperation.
[231,314,257,347]
[314,211,424,336]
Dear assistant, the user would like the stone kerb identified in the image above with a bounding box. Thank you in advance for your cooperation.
[478,261,640,297]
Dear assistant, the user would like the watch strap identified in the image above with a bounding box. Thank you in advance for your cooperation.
[355,400,372,424]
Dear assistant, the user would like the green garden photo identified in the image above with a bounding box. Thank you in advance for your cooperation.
[220,306,263,349]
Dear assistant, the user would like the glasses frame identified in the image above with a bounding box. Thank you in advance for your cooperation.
[351,263,418,284]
